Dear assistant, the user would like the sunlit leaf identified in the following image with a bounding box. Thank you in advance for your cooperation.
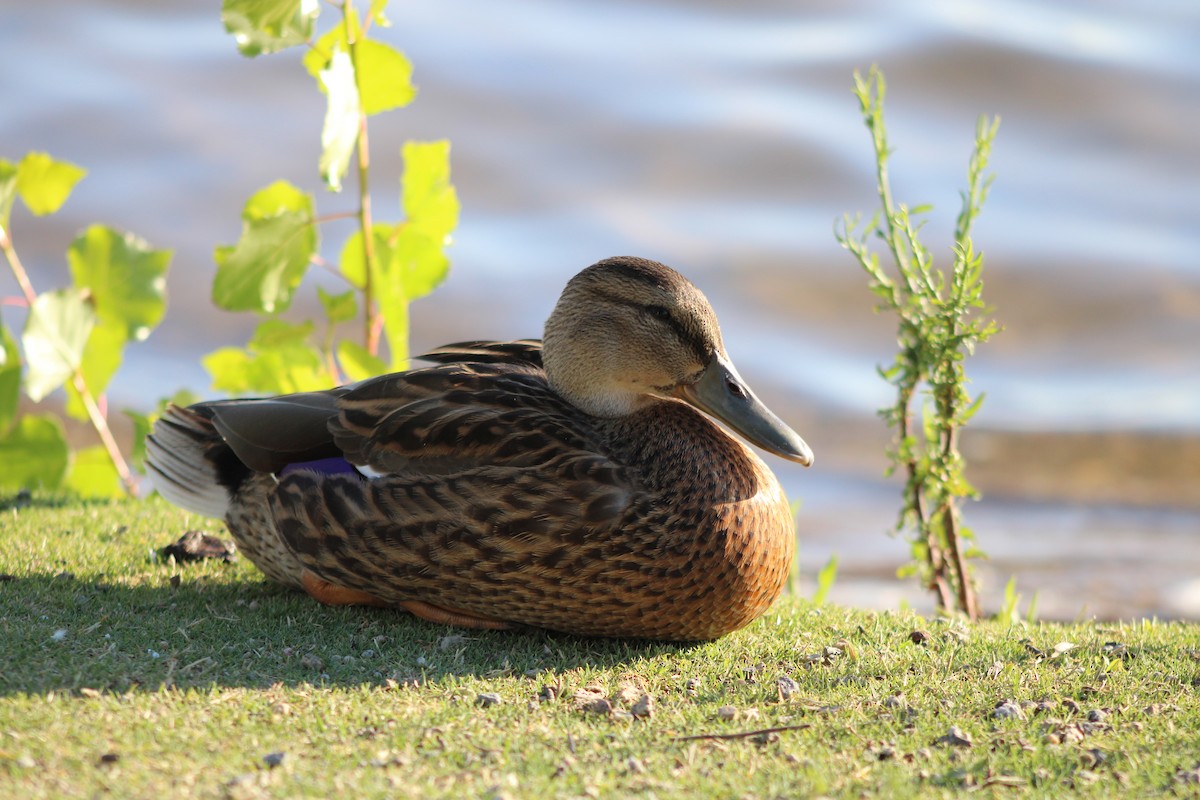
[0,322,20,434]
[68,225,171,342]
[337,339,386,382]
[318,46,360,192]
[337,226,373,290]
[354,40,415,115]
[123,409,152,471]
[64,445,123,498]
[304,28,414,116]
[403,140,458,238]
[204,320,327,395]
[392,224,450,300]
[203,347,256,396]
[15,152,87,216]
[813,555,839,606]
[250,318,313,349]
[22,288,96,402]
[212,181,316,313]
[317,286,356,324]
[64,322,125,421]
[0,413,69,491]
[221,0,318,57]
[0,159,17,234]
[368,0,391,27]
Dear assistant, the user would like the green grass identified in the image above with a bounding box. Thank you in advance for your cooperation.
[2,497,1199,798]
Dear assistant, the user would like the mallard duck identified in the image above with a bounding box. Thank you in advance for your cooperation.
[147,257,812,640]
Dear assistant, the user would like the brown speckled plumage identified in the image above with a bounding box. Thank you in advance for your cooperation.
[147,257,812,641]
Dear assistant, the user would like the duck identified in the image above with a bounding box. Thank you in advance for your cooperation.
[146,256,813,640]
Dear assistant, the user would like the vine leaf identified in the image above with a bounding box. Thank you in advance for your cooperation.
[15,152,87,216]
[21,288,96,402]
[205,319,326,395]
[317,287,357,324]
[337,339,386,382]
[0,160,17,232]
[212,181,316,313]
[65,445,123,498]
[305,28,415,116]
[0,413,69,491]
[68,225,171,342]
[222,0,318,57]
[63,225,171,418]
[318,46,361,192]
[0,322,20,434]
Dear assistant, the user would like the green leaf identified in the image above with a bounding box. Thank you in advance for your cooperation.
[304,28,415,116]
[123,409,152,471]
[337,339,386,382]
[0,413,69,491]
[0,159,21,234]
[202,348,257,396]
[368,0,391,27]
[813,555,839,605]
[212,181,316,313]
[318,287,357,324]
[68,225,171,342]
[0,322,20,434]
[403,140,459,238]
[64,322,125,421]
[318,46,361,192]
[22,288,96,402]
[15,152,87,216]
[221,0,318,57]
[354,40,416,115]
[204,320,327,395]
[337,226,373,290]
[64,445,124,498]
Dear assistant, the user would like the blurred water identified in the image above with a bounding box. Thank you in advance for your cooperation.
[2,0,1198,618]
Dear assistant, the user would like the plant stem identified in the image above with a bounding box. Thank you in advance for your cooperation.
[344,0,380,356]
[0,228,36,303]
[1,229,136,496]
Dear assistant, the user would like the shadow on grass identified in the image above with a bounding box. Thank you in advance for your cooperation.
[0,570,700,697]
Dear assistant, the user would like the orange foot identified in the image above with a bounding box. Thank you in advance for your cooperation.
[400,599,514,631]
[301,570,391,607]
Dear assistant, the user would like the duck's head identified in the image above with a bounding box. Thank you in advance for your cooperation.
[542,256,813,466]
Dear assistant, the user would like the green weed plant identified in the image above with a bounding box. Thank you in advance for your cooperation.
[837,67,1001,619]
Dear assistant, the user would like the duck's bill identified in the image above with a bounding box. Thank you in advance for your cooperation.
[673,353,814,466]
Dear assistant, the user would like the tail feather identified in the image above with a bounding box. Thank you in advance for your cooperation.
[146,405,248,519]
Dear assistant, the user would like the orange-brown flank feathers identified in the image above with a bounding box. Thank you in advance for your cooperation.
[146,257,811,640]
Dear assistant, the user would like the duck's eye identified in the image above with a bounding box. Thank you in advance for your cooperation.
[646,304,672,322]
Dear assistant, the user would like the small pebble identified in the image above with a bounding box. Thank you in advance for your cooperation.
[717,705,738,721]
[630,694,654,718]
[909,630,931,644]
[583,698,612,714]
[992,700,1026,720]
[263,751,285,769]
[300,653,324,671]
[477,693,503,707]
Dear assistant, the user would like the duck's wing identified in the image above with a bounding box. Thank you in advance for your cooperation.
[268,359,642,624]
[417,339,543,367]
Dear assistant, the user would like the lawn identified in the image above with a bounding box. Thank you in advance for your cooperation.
[2,496,1199,798]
